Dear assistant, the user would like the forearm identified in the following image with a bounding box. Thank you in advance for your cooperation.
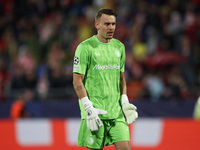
[73,73,88,99]
[120,73,129,104]
[120,73,127,95]
[73,75,107,131]
[120,73,138,124]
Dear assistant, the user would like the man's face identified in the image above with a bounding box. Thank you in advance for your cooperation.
[95,14,116,42]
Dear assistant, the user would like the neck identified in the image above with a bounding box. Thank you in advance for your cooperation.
[97,34,111,43]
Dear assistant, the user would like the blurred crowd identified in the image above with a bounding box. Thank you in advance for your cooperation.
[0,0,200,102]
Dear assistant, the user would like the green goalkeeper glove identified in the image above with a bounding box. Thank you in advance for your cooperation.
[81,97,107,131]
[121,94,138,125]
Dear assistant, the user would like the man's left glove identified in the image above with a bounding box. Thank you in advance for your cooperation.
[121,94,138,125]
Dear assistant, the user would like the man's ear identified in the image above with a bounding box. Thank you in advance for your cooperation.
[95,21,99,30]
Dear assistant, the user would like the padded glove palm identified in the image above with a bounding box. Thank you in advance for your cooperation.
[121,94,138,125]
[81,97,107,131]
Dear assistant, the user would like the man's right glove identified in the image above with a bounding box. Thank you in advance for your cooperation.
[121,94,138,125]
[81,97,107,131]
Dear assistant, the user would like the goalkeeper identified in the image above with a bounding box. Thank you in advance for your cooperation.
[73,8,138,150]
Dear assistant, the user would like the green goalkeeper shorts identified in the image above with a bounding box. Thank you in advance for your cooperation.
[78,116,130,149]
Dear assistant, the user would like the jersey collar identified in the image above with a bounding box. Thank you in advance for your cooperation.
[93,35,112,44]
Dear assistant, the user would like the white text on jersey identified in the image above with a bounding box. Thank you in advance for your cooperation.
[93,64,120,70]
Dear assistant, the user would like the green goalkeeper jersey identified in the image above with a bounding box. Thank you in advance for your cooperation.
[73,35,125,120]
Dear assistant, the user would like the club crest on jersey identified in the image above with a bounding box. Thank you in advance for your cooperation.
[94,52,100,56]
[115,49,120,57]
[87,135,94,145]
[74,56,79,65]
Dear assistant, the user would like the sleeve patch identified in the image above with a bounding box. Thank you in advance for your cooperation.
[74,56,79,65]
[73,65,79,70]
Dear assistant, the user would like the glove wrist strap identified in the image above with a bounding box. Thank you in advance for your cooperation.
[121,94,129,105]
[81,96,93,110]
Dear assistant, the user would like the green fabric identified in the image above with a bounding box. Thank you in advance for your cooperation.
[78,117,130,149]
[194,97,200,120]
[73,35,125,119]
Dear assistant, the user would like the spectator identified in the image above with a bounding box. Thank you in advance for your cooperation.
[10,90,34,119]
[0,57,10,101]
[144,72,164,102]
